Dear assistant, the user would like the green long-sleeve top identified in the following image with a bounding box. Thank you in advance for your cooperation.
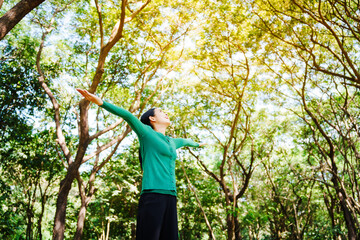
[101,101,199,196]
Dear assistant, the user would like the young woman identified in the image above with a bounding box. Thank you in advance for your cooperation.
[76,88,205,240]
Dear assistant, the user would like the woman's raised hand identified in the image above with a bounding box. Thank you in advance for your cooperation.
[76,88,103,106]
[198,143,207,147]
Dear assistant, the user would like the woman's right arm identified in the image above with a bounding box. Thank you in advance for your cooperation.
[76,88,148,137]
[100,101,149,136]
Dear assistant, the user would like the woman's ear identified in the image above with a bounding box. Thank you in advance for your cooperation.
[149,115,156,123]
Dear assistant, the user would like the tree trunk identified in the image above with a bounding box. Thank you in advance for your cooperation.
[234,216,241,240]
[131,222,136,240]
[74,164,99,239]
[52,98,90,239]
[26,207,33,240]
[0,0,46,40]
[26,180,39,240]
[226,214,235,240]
[225,200,241,240]
[52,164,78,240]
[36,191,47,240]
[338,191,358,240]
[74,200,87,240]
[106,219,111,240]
[323,191,339,240]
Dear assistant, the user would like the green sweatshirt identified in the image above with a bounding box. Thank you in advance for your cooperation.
[101,101,199,196]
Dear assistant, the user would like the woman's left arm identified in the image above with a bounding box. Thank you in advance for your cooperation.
[173,138,206,149]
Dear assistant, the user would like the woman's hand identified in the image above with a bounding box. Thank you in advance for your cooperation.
[76,88,103,106]
[198,143,207,147]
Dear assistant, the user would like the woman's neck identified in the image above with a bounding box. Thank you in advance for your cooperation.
[153,125,167,135]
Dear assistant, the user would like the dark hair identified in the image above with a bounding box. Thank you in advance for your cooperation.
[140,108,156,128]
[139,108,156,169]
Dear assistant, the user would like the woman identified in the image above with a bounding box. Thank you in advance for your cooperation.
[76,88,205,240]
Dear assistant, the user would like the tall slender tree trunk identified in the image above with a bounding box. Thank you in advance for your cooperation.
[52,168,77,240]
[74,180,94,239]
[52,173,80,239]
[329,162,358,240]
[106,218,111,240]
[26,207,33,240]
[74,200,88,240]
[338,191,358,240]
[26,179,39,240]
[74,160,100,239]
[36,192,47,240]
[53,99,90,240]
[323,191,340,240]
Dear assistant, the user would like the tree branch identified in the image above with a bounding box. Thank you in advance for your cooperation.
[0,0,46,40]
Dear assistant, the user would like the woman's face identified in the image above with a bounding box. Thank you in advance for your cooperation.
[150,108,170,127]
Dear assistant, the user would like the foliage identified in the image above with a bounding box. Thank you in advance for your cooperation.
[0,38,63,239]
[0,37,45,140]
[2,0,360,239]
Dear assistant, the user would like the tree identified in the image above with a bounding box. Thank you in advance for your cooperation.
[0,37,45,139]
[26,0,196,238]
[27,0,152,238]
[4,0,360,238]
[173,1,277,238]
[168,5,273,237]
[0,38,62,240]
[251,0,360,237]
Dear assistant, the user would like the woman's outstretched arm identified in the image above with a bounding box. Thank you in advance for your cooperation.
[76,88,149,137]
[173,138,206,149]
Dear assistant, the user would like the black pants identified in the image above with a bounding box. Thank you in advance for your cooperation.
[136,193,179,240]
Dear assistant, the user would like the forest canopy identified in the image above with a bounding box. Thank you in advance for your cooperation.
[0,0,359,239]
